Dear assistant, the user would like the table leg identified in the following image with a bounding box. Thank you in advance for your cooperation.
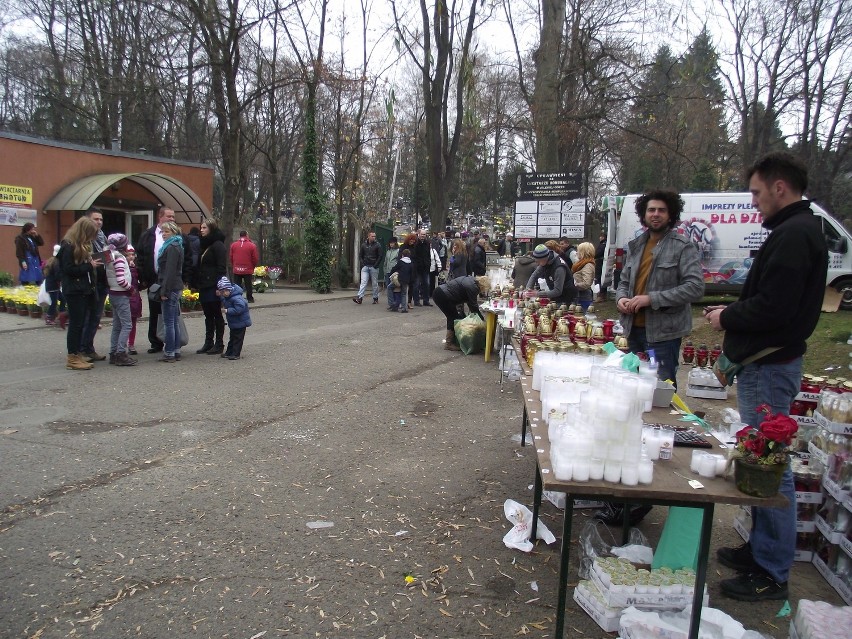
[688,504,713,639]
[621,502,632,544]
[484,312,497,362]
[530,464,542,541]
[553,492,574,639]
[521,405,529,447]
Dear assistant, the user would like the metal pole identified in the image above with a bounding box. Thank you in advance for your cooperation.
[386,144,401,222]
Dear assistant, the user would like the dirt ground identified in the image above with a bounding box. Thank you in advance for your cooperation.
[0,294,846,638]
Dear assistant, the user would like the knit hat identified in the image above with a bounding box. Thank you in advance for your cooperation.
[217,276,233,291]
[107,233,128,251]
[532,244,550,259]
[53,244,61,257]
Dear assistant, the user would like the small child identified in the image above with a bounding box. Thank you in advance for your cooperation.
[216,277,252,360]
[125,245,143,355]
[388,249,413,313]
[42,244,66,327]
[105,233,136,366]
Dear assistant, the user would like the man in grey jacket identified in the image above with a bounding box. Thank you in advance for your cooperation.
[615,189,704,385]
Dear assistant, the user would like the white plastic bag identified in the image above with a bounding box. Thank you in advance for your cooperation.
[592,282,601,296]
[577,519,649,579]
[502,499,556,552]
[37,280,51,307]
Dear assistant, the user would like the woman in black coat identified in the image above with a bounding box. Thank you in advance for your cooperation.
[193,218,227,354]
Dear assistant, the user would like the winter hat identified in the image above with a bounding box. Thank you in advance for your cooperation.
[107,233,128,251]
[52,244,61,257]
[532,244,550,259]
[217,276,233,291]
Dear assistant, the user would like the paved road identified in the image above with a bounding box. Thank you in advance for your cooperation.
[0,288,842,638]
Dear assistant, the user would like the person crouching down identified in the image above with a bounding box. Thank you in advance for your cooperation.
[216,277,252,360]
[432,275,490,351]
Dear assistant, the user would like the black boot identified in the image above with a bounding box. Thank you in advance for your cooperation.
[196,340,213,354]
[206,344,224,355]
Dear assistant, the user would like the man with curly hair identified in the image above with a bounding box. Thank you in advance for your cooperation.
[615,189,704,385]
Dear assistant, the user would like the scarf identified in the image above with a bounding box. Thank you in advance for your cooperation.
[571,257,595,273]
[158,235,184,262]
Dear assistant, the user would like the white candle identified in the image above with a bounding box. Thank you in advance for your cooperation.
[638,459,654,484]
[621,463,639,486]
[698,455,716,478]
[691,450,707,473]
[573,460,590,481]
[589,457,605,480]
[645,436,661,461]
[714,454,727,476]
[603,461,621,483]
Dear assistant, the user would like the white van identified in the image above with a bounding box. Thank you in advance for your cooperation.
[600,193,852,310]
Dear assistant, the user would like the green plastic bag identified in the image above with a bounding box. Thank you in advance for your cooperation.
[651,506,703,571]
[454,313,486,355]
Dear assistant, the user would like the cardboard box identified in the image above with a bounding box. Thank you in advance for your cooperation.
[686,384,728,400]
[815,515,845,544]
[812,552,852,605]
[589,567,708,609]
[822,475,852,509]
[573,581,622,633]
[814,409,852,436]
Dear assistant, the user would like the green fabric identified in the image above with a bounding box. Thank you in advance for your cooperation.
[651,506,703,571]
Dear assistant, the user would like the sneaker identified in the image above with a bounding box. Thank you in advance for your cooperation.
[221,352,233,358]
[423,302,433,307]
[173,352,182,361]
[228,355,240,360]
[372,298,379,304]
[128,347,138,355]
[82,350,106,361]
[147,345,163,354]
[352,296,362,304]
[158,355,176,363]
[717,542,760,572]
[108,352,116,365]
[720,570,788,602]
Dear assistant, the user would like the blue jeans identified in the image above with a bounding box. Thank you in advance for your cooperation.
[626,326,681,387]
[737,358,801,583]
[109,295,132,355]
[358,266,379,300]
[162,291,181,356]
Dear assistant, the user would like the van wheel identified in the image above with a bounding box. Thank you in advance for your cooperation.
[835,278,852,311]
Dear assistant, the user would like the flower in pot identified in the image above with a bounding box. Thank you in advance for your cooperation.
[732,405,798,497]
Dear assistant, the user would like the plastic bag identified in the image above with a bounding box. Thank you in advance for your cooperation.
[37,280,51,307]
[618,606,762,639]
[502,499,556,552]
[592,282,600,296]
[577,519,649,579]
[454,313,486,355]
[156,311,190,347]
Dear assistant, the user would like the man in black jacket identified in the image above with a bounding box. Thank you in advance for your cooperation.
[412,230,433,306]
[136,206,195,353]
[353,231,384,304]
[706,152,828,602]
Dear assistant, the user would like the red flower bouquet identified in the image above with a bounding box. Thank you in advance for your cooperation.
[734,405,798,465]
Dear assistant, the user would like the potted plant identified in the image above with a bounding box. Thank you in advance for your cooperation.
[29,302,42,319]
[731,405,798,497]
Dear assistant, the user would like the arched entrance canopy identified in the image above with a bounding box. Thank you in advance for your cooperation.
[43,172,210,224]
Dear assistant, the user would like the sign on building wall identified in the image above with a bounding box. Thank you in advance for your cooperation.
[513,172,586,241]
[0,184,37,226]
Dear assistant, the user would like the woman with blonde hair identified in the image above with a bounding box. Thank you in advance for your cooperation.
[432,275,490,351]
[58,216,101,370]
[573,241,597,311]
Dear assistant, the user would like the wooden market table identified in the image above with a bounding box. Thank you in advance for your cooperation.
[517,373,788,639]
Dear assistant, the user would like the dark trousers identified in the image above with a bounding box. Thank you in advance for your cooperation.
[201,300,224,346]
[415,270,430,304]
[233,274,253,299]
[147,297,163,349]
[432,287,465,330]
[66,293,98,355]
[80,285,107,352]
[48,290,65,316]
[226,327,246,357]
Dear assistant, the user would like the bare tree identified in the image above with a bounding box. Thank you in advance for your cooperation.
[391,0,485,231]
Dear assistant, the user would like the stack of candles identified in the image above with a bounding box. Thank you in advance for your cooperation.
[549,366,656,485]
